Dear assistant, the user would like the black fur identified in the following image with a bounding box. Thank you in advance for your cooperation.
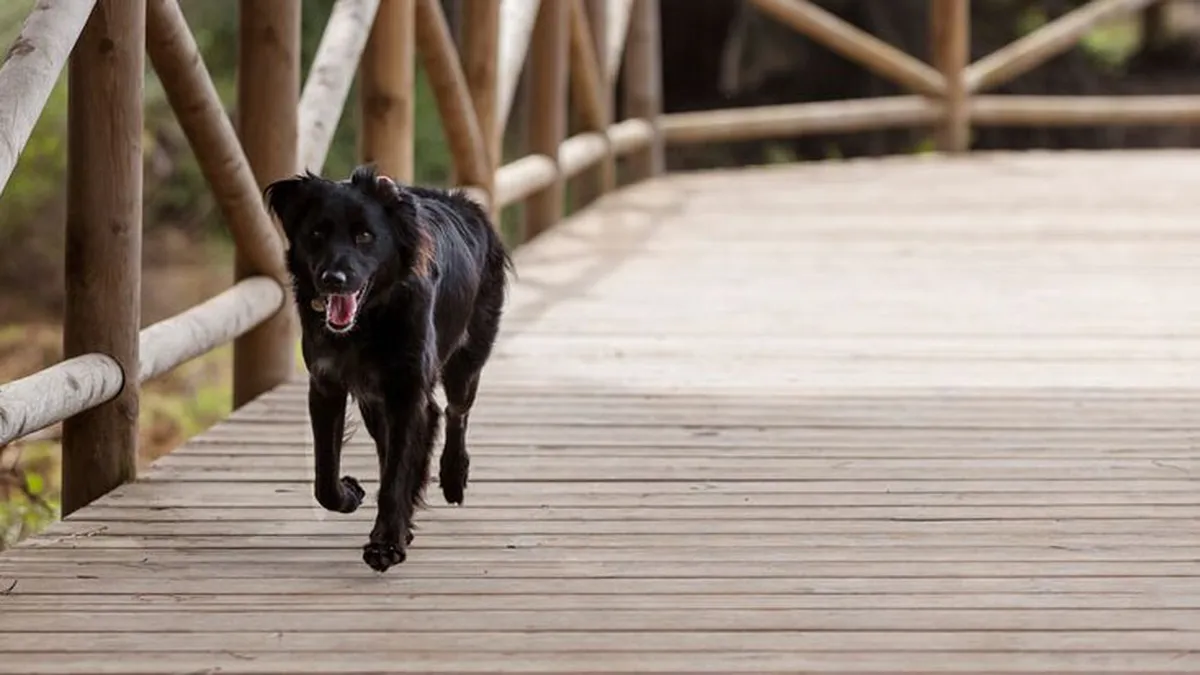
[264,165,511,572]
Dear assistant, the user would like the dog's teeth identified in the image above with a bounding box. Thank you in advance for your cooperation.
[311,298,326,312]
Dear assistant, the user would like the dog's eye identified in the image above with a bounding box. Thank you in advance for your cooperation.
[354,231,374,245]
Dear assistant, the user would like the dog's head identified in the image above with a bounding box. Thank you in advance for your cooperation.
[264,165,427,334]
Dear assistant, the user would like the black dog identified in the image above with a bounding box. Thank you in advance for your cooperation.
[264,165,511,572]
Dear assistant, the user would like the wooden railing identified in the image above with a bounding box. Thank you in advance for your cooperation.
[0,0,663,516]
[663,0,1196,152]
[0,0,1182,518]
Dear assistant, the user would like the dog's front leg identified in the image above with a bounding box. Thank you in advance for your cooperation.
[362,384,429,572]
[309,377,366,514]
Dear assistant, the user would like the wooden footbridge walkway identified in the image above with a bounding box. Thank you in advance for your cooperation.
[4,0,1200,673]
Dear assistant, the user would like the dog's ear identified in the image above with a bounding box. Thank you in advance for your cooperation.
[350,164,419,224]
[349,165,433,279]
[263,171,321,241]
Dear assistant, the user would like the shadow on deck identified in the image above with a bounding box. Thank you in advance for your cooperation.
[4,151,1200,673]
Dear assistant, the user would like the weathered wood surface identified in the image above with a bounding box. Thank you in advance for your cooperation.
[4,151,1200,672]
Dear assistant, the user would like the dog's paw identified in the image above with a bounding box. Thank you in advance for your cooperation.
[406,528,415,546]
[339,476,366,513]
[362,540,406,572]
[440,479,465,506]
[439,455,469,505]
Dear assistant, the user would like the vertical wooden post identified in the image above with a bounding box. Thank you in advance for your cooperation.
[1140,1,1168,54]
[62,0,145,515]
[572,0,616,210]
[525,0,569,239]
[623,0,664,181]
[460,0,500,210]
[234,0,300,408]
[360,0,416,182]
[931,0,970,153]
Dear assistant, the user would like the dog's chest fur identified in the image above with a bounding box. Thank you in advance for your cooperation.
[305,339,395,406]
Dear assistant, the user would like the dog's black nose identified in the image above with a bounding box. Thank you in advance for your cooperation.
[320,270,348,289]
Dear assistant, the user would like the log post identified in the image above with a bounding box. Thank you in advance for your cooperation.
[571,0,616,211]
[623,0,664,180]
[62,0,145,515]
[360,0,416,181]
[931,0,970,153]
[234,0,301,408]
[524,0,569,239]
[460,0,501,213]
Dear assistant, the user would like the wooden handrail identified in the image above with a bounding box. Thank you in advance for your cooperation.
[0,0,96,195]
[0,277,284,447]
[749,0,947,98]
[462,0,502,209]
[567,0,607,136]
[0,355,124,447]
[965,0,1157,94]
[659,96,944,145]
[414,0,492,202]
[605,0,635,84]
[623,0,664,179]
[524,0,570,240]
[140,277,285,384]
[145,0,287,288]
[971,94,1200,126]
[298,0,381,173]
[496,0,542,138]
[570,0,616,209]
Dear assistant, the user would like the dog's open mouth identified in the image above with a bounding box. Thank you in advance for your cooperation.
[320,286,368,333]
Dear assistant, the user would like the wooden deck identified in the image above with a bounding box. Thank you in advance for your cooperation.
[5,150,1200,673]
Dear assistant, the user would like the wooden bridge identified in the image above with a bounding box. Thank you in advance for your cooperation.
[3,0,1200,672]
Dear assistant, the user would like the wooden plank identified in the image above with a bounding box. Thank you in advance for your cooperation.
[66,505,1200,522]
[12,595,1200,611]
[14,630,1200,653]
[29,517,1200,537]
[3,652,1200,675]
[6,607,1200,633]
[2,575,1194,596]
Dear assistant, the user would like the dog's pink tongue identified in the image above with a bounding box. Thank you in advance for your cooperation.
[326,293,358,326]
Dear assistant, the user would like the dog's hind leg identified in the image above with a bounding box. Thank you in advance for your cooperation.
[407,400,442,508]
[439,291,503,505]
[309,379,366,514]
